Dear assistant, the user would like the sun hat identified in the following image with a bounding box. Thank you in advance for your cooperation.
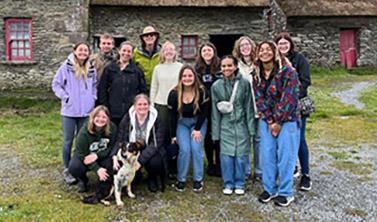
[140,26,159,37]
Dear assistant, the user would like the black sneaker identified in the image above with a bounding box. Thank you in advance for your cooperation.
[299,174,312,191]
[175,181,185,192]
[77,180,88,193]
[293,166,300,178]
[274,195,294,207]
[193,181,203,192]
[258,191,277,203]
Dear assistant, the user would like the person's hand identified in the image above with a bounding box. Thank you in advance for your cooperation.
[97,167,109,181]
[134,161,141,171]
[192,130,202,142]
[270,123,281,137]
[84,153,98,165]
[113,156,120,171]
[171,137,177,144]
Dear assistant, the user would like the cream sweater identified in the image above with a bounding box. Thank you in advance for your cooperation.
[150,62,183,105]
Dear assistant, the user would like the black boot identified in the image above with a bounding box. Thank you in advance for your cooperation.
[148,176,158,193]
[77,178,88,193]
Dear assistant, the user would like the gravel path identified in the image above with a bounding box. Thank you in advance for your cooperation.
[331,81,376,109]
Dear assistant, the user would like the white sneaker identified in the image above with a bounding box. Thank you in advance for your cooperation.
[234,188,245,195]
[63,168,77,185]
[222,188,233,195]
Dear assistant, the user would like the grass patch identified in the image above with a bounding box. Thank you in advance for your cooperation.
[344,208,368,218]
[331,161,373,175]
[319,171,333,175]
[327,151,351,160]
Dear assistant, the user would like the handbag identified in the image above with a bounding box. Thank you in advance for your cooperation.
[299,96,315,115]
[216,80,239,114]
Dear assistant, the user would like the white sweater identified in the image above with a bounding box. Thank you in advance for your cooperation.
[150,62,183,105]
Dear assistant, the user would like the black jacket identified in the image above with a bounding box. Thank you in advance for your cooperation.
[287,51,311,99]
[98,60,147,119]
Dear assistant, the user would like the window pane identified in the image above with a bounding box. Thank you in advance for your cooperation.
[11,23,17,31]
[19,41,24,48]
[189,38,196,45]
[25,41,30,48]
[183,37,189,45]
[25,49,30,57]
[17,32,23,39]
[19,49,24,56]
[24,22,30,30]
[11,41,18,48]
[12,49,17,56]
[17,23,22,30]
[10,32,17,40]
[24,32,29,39]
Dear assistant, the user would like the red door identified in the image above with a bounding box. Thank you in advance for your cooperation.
[340,29,357,69]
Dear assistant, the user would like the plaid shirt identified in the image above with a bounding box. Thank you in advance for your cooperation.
[253,65,300,124]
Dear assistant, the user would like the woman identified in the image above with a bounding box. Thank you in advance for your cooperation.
[68,105,117,201]
[52,42,97,185]
[275,32,312,191]
[168,65,209,192]
[115,94,166,193]
[211,55,255,195]
[232,36,261,180]
[195,43,221,177]
[98,41,147,127]
[132,25,161,89]
[150,41,183,179]
[253,41,300,207]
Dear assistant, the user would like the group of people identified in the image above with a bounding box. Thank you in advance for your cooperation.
[52,25,312,207]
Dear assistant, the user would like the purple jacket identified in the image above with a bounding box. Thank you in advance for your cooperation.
[52,53,97,117]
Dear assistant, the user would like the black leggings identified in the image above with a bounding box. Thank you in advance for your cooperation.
[204,118,220,167]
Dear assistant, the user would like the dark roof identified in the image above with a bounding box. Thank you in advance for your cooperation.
[90,0,269,7]
[277,0,377,16]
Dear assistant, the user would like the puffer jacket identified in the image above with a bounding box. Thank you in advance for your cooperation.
[52,53,97,117]
[211,71,255,156]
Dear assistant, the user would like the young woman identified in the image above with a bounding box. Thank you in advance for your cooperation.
[275,32,312,191]
[68,106,117,199]
[195,43,221,177]
[168,65,210,192]
[232,36,261,180]
[98,41,147,127]
[52,42,97,185]
[253,41,300,207]
[132,26,161,88]
[150,41,183,179]
[211,55,255,195]
[114,94,166,193]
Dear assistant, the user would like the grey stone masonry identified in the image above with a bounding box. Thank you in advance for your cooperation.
[0,0,89,89]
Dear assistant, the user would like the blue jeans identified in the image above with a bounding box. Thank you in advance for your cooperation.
[176,117,207,182]
[245,119,262,176]
[61,116,87,169]
[299,117,310,175]
[259,120,300,197]
[221,154,248,189]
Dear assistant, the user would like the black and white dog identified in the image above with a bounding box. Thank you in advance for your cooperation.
[101,142,139,206]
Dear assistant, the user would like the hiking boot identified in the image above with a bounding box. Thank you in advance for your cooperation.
[222,188,233,195]
[274,195,295,207]
[175,181,185,192]
[148,178,158,193]
[258,191,277,203]
[299,174,312,191]
[293,166,300,178]
[77,179,88,193]
[63,168,77,185]
[193,181,203,192]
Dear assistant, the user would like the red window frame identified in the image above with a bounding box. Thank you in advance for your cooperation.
[181,35,198,59]
[5,18,33,61]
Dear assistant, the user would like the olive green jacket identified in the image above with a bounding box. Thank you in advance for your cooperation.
[132,47,160,89]
[211,72,255,156]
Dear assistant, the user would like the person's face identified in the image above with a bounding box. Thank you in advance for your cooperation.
[93,110,109,129]
[119,44,133,62]
[135,97,150,116]
[163,43,176,61]
[221,58,237,78]
[258,43,274,64]
[142,33,157,46]
[201,46,215,64]
[277,38,291,55]
[181,69,196,87]
[240,39,252,57]
[99,38,114,54]
[74,44,90,62]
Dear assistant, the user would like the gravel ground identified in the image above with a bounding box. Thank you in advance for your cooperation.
[331,81,376,109]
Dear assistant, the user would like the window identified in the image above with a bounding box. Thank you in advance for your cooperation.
[181,35,198,59]
[5,18,33,61]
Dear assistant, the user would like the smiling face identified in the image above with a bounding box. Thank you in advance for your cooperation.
[201,45,215,64]
[258,43,275,64]
[240,39,252,57]
[93,110,109,129]
[74,43,90,63]
[119,44,133,63]
[221,58,237,78]
[134,97,150,116]
[142,33,158,47]
[99,37,114,54]
[277,38,291,55]
[162,43,176,62]
[181,68,196,87]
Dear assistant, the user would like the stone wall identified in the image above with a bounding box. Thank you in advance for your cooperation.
[89,6,268,60]
[0,0,89,89]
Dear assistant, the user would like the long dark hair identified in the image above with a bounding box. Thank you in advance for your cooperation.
[274,32,296,54]
[195,43,220,75]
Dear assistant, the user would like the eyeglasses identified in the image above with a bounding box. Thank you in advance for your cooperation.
[240,43,251,48]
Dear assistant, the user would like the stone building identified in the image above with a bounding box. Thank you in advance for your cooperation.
[0,0,376,89]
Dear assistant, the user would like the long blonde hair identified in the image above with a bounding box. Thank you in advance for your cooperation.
[73,42,91,81]
[160,41,177,63]
[87,105,111,136]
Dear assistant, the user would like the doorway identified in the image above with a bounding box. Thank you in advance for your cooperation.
[209,34,243,58]
[339,29,358,69]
